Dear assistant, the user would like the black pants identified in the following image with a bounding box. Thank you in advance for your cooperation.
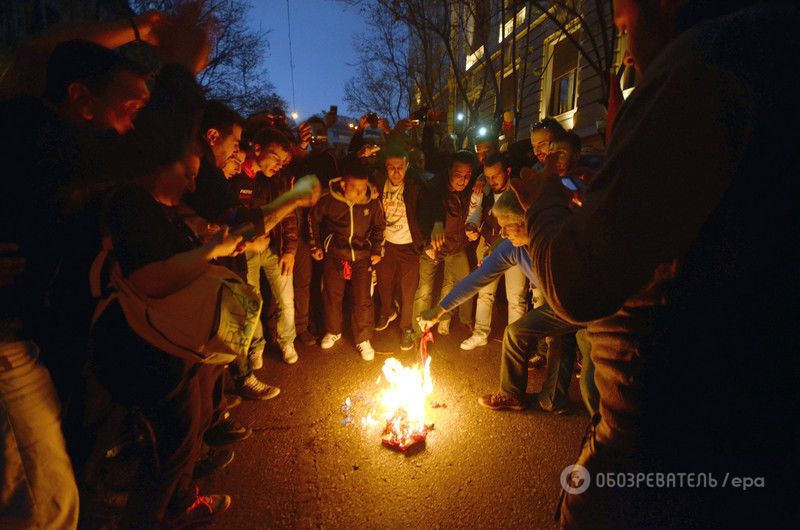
[294,238,323,335]
[322,255,373,344]
[375,242,420,330]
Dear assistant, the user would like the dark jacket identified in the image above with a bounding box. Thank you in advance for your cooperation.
[309,178,385,262]
[371,169,429,254]
[183,156,265,236]
[471,186,505,249]
[527,2,800,507]
[427,174,471,258]
[229,163,298,256]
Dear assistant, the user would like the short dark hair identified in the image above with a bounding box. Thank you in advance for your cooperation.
[340,155,368,180]
[484,152,509,170]
[530,117,566,135]
[450,149,476,169]
[552,131,582,153]
[43,39,149,105]
[384,144,409,161]
[200,100,243,139]
[250,126,291,151]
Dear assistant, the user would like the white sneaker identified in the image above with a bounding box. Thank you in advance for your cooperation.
[437,321,450,336]
[282,343,299,364]
[460,333,488,350]
[320,333,341,349]
[356,340,375,361]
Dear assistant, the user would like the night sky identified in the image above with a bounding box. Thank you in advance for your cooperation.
[250,0,365,120]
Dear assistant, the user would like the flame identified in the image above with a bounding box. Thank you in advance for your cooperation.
[361,356,433,442]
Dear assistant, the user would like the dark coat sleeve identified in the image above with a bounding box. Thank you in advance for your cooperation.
[527,61,753,323]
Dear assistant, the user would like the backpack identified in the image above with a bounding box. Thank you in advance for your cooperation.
[90,247,261,365]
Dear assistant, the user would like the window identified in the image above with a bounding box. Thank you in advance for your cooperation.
[548,31,581,116]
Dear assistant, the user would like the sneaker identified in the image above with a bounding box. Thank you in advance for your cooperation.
[356,340,375,361]
[400,328,415,351]
[232,374,280,401]
[374,311,397,331]
[193,448,234,480]
[296,330,317,346]
[320,333,341,349]
[460,333,488,350]
[169,488,231,529]
[478,392,526,411]
[225,394,242,410]
[282,343,299,364]
[437,320,450,336]
[204,411,252,446]
[248,348,264,370]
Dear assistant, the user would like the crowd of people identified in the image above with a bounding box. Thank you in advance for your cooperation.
[0,0,797,528]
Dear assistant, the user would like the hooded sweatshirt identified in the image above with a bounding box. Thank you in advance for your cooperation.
[309,177,385,262]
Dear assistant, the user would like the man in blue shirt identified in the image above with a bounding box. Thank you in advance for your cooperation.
[418,190,586,413]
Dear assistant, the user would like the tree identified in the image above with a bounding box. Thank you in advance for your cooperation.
[130,0,285,116]
[343,2,411,123]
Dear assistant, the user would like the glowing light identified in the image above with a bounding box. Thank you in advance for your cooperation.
[291,111,299,120]
[456,112,465,122]
[478,126,488,137]
[361,356,433,449]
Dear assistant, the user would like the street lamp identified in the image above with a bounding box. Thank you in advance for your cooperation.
[291,111,299,121]
[477,126,487,137]
[456,112,465,122]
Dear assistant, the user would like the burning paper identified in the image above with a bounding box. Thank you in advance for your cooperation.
[362,330,435,452]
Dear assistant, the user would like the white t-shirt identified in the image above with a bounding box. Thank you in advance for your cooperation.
[382,180,413,245]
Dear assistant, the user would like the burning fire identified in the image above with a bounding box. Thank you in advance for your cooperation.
[361,330,435,451]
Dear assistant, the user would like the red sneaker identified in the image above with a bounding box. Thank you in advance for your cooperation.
[167,489,231,529]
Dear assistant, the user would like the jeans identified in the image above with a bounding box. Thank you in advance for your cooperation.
[245,248,296,349]
[375,242,420,330]
[474,265,528,338]
[413,250,472,333]
[499,306,581,410]
[0,341,79,529]
[322,256,374,344]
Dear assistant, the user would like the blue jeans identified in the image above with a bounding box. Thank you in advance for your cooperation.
[413,250,472,333]
[246,248,296,349]
[474,264,528,338]
[0,341,79,529]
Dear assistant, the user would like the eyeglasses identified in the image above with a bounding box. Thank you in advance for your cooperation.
[500,222,526,237]
[529,119,562,133]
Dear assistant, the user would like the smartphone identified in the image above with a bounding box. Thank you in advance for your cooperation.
[561,177,587,193]
[561,177,579,191]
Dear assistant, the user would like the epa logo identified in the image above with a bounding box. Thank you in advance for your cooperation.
[560,464,591,494]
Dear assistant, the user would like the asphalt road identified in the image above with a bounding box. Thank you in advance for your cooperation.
[204,321,588,529]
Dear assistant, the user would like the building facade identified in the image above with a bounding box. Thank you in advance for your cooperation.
[411,0,632,151]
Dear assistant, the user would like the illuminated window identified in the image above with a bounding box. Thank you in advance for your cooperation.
[548,32,581,116]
